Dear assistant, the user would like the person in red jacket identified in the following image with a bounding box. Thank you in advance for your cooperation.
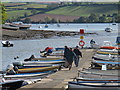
[40,47,53,57]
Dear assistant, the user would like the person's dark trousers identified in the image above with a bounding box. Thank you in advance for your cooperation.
[74,55,79,67]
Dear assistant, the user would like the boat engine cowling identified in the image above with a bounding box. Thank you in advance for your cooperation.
[6,64,16,75]
[6,64,14,70]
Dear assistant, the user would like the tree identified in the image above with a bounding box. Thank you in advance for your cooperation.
[50,18,57,23]
[77,17,87,23]
[99,16,106,22]
[44,16,52,23]
[1,4,7,24]
[88,13,99,22]
[23,18,31,23]
[31,9,37,15]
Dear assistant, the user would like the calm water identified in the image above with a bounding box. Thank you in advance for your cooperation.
[30,23,118,32]
[1,23,119,71]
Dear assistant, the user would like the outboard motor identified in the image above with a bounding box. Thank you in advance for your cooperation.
[6,64,16,75]
[24,55,35,61]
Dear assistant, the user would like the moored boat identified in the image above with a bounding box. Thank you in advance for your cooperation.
[105,27,112,32]
[4,70,54,79]
[16,65,61,73]
[91,59,120,70]
[68,81,120,88]
[100,46,120,50]
[22,59,65,65]
[0,78,26,90]
[97,51,118,55]
[75,77,120,82]
[2,24,19,30]
[1,41,14,47]
[93,54,118,61]
[10,22,31,30]
[98,49,118,53]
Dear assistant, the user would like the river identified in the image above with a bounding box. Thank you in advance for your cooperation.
[1,23,119,71]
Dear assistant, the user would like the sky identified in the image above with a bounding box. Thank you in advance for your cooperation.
[1,0,119,2]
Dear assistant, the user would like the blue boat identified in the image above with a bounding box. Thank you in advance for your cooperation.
[4,70,54,79]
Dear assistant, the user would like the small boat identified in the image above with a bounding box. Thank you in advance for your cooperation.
[93,54,118,61]
[23,59,65,65]
[55,48,64,51]
[100,46,120,50]
[97,51,118,55]
[68,81,120,88]
[0,78,26,90]
[92,59,120,64]
[105,27,112,32]
[17,65,60,73]
[30,57,64,61]
[1,41,14,47]
[76,77,120,81]
[10,22,31,30]
[4,70,54,79]
[13,63,60,69]
[112,23,116,25]
[2,23,19,30]
[79,69,119,76]
[91,59,120,69]
[98,49,118,53]
[6,64,61,74]
[44,24,48,28]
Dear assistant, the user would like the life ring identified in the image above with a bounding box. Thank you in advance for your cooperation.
[79,40,85,46]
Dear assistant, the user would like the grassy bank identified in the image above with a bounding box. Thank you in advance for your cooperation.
[3,2,119,23]
[46,4,118,17]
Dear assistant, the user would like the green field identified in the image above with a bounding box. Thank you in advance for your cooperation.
[6,3,47,9]
[7,10,32,18]
[46,5,118,16]
[3,2,119,22]
[4,3,48,19]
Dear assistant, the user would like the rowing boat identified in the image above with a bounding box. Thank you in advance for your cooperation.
[92,59,120,64]
[31,57,64,61]
[91,59,120,69]
[16,65,60,73]
[75,77,120,81]
[0,78,26,90]
[97,51,118,55]
[23,59,65,65]
[68,81,120,88]
[98,49,118,53]
[100,46,120,50]
[4,70,54,79]
[93,54,118,61]
[79,69,119,76]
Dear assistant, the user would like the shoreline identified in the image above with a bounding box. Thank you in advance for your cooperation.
[1,29,97,40]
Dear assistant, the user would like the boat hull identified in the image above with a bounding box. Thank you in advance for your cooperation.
[4,70,54,79]
[17,65,60,73]
[1,80,24,90]
[68,81,120,88]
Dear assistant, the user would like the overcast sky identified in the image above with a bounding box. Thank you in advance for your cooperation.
[2,0,119,2]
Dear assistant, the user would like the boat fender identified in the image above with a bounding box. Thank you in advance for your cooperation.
[79,40,85,47]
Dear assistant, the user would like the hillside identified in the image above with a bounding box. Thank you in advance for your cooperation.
[3,2,119,23]
[46,4,118,16]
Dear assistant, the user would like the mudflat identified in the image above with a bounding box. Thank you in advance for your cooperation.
[1,29,96,40]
